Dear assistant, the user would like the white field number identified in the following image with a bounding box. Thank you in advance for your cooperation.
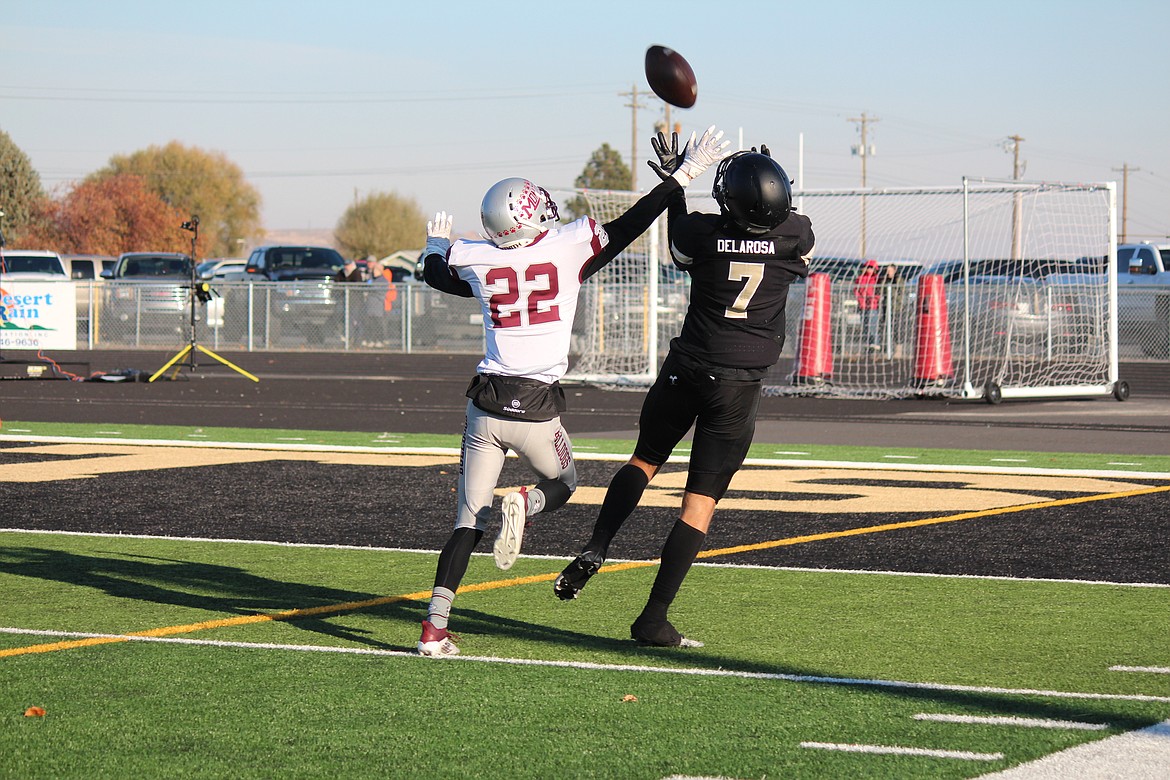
[725,261,764,319]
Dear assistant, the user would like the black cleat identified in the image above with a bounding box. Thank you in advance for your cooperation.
[630,616,704,648]
[553,550,604,600]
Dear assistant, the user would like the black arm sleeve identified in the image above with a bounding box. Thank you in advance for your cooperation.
[422,251,473,298]
[581,177,684,280]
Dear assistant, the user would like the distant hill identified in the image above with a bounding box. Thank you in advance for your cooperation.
[244,229,337,253]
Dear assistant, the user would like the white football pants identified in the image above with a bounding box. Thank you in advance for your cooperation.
[455,401,577,530]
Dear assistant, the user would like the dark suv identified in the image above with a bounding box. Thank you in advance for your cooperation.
[243,245,348,341]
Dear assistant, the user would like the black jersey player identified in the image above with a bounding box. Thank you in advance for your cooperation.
[554,137,815,647]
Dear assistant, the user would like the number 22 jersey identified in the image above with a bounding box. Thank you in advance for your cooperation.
[447,216,608,384]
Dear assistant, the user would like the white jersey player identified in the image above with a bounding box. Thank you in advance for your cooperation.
[415,127,730,657]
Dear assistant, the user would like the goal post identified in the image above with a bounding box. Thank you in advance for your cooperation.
[561,180,1119,402]
[556,188,664,385]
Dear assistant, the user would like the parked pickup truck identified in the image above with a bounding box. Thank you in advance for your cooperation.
[242,245,347,343]
[1116,243,1170,357]
[0,249,68,279]
[1045,243,1170,358]
[99,251,222,334]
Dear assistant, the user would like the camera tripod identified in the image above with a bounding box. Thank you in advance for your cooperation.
[149,216,259,382]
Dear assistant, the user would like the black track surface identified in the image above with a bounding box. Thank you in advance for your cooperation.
[2,350,1168,586]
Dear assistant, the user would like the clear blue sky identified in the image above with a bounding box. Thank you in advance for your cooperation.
[3,0,1167,245]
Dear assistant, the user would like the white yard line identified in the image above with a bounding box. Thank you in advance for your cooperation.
[3,627,1169,704]
[1111,666,1170,675]
[914,713,1110,731]
[2,527,1168,590]
[800,742,1003,761]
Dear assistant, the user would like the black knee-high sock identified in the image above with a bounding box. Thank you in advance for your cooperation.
[585,464,650,556]
[534,478,572,514]
[640,519,706,623]
[433,527,483,592]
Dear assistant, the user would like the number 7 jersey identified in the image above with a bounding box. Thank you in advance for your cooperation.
[448,216,609,383]
[669,210,815,369]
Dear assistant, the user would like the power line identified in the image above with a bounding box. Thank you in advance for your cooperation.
[0,86,614,105]
[35,153,588,183]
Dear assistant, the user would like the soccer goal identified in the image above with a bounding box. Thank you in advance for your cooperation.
[556,188,668,385]
[562,180,1121,403]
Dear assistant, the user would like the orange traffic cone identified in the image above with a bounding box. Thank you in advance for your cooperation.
[913,274,953,388]
[793,273,833,385]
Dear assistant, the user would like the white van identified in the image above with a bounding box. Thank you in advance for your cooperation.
[62,254,116,281]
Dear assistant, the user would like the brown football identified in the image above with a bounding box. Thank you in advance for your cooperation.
[645,45,697,109]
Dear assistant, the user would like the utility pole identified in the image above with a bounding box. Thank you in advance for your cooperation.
[848,112,878,257]
[1005,134,1026,260]
[620,84,647,191]
[1006,134,1025,180]
[1112,163,1139,244]
[653,105,680,146]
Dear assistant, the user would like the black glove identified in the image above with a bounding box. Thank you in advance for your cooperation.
[647,130,682,182]
[750,144,771,157]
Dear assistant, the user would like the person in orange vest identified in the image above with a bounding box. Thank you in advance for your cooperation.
[361,257,395,347]
[380,261,398,314]
[854,259,882,351]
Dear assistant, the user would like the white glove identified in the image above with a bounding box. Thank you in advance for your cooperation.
[672,125,731,186]
[425,211,453,257]
[427,211,452,240]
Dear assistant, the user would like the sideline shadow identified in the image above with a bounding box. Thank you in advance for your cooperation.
[421,605,1166,733]
[0,546,420,649]
[4,546,1163,733]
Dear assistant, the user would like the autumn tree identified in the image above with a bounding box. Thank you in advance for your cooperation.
[90,141,262,257]
[563,143,634,219]
[31,174,188,255]
[334,191,426,260]
[0,128,49,246]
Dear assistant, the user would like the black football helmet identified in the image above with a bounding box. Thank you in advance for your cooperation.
[712,151,792,235]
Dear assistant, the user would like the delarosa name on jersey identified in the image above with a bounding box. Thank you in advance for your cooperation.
[715,238,783,255]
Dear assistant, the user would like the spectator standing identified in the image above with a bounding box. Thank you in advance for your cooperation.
[879,263,908,358]
[362,258,393,347]
[855,259,881,352]
[335,257,363,283]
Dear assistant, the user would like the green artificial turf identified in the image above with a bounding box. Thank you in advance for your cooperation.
[2,530,1167,778]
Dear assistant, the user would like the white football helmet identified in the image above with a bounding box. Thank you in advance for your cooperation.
[480,178,560,249]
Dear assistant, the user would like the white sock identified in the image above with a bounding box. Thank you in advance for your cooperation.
[426,586,455,630]
[526,488,546,515]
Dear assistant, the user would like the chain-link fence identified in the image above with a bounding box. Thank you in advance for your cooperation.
[79,281,483,353]
[59,279,1170,363]
[1118,285,1170,359]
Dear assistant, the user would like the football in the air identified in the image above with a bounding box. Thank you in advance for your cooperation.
[645,45,697,109]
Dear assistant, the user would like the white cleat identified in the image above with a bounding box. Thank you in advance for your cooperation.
[417,620,460,657]
[494,490,527,570]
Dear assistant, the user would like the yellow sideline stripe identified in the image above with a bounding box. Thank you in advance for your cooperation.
[697,483,1170,559]
[5,484,1167,659]
[0,591,430,658]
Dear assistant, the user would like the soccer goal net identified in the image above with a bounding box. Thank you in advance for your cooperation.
[561,180,1119,402]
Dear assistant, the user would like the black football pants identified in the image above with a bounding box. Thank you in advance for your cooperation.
[633,351,761,501]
